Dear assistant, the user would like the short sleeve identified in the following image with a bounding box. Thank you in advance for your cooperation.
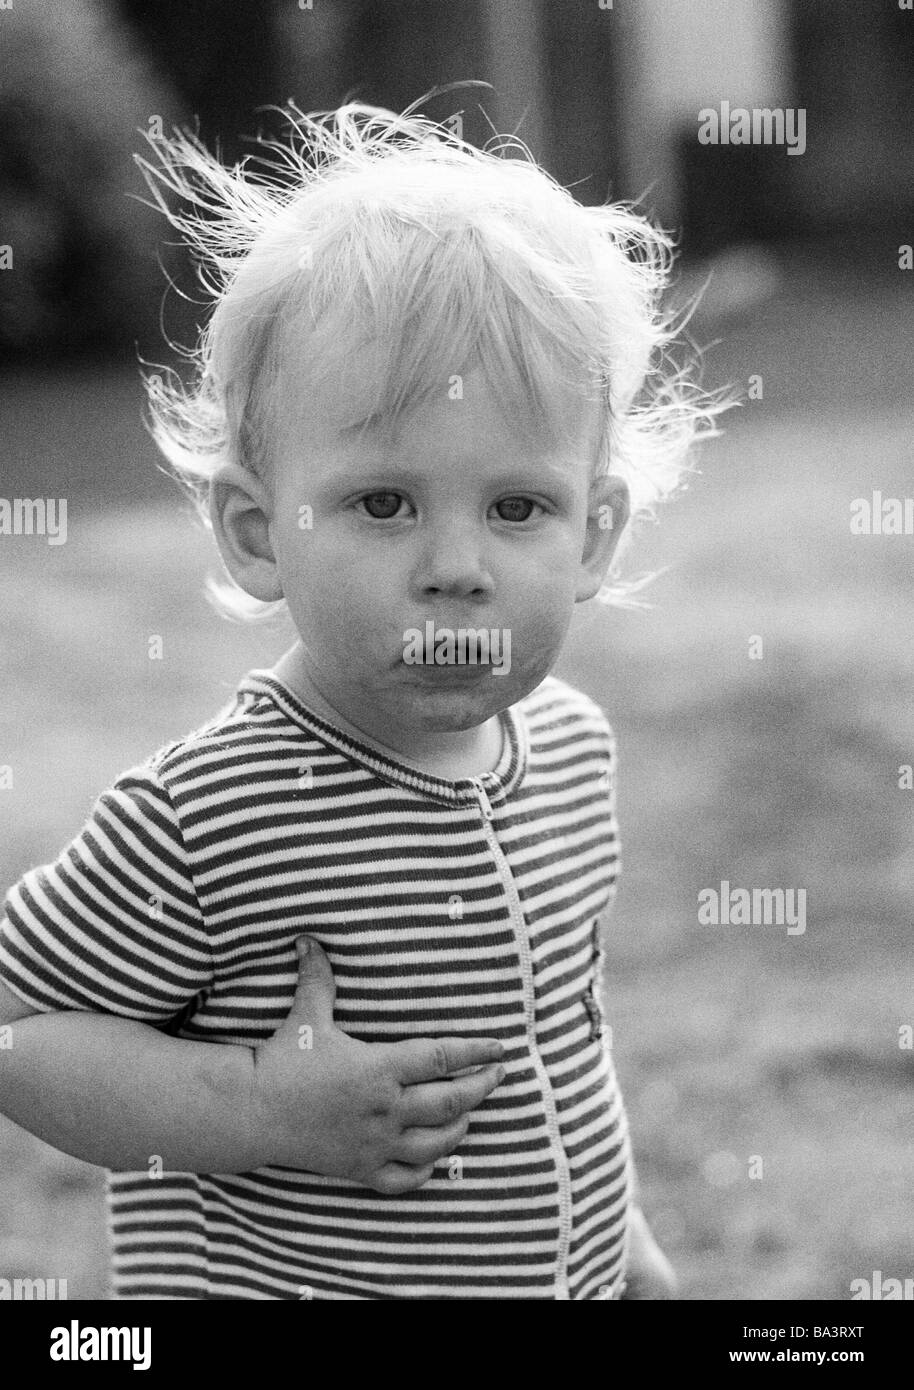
[0,765,212,1022]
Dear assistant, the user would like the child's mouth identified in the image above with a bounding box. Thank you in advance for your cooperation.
[399,620,512,677]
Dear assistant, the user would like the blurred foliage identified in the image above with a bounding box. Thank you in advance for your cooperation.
[0,0,183,359]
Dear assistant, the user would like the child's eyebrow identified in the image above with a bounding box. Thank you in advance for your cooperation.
[322,459,579,497]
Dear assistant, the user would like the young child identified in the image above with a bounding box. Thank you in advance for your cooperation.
[0,99,714,1299]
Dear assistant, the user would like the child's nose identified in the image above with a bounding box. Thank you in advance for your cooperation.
[413,524,495,600]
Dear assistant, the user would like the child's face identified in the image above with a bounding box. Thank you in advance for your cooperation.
[214,351,627,746]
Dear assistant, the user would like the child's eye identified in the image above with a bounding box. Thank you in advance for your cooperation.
[357,492,408,520]
[494,497,542,523]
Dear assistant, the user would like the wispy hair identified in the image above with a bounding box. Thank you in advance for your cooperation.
[136,95,726,619]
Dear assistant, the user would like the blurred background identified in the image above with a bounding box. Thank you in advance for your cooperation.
[0,0,912,1300]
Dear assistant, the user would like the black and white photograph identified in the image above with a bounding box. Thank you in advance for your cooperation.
[0,0,910,1349]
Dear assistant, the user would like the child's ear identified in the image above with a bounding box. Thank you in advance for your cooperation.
[209,463,284,603]
[575,473,631,603]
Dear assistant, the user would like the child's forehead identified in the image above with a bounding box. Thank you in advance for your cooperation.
[276,363,599,475]
[300,339,392,436]
[272,321,601,462]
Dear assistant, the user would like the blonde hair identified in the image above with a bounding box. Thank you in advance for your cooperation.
[136,96,723,619]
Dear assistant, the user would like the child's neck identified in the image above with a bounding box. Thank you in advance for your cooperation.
[270,646,504,782]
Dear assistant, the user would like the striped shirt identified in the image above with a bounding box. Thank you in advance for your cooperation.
[0,671,632,1299]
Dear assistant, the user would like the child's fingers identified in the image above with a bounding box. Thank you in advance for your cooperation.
[390,1035,505,1085]
[396,1063,505,1127]
[392,1116,471,1166]
[369,1162,437,1197]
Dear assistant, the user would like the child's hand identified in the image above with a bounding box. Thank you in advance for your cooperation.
[248,936,506,1194]
[619,1206,679,1299]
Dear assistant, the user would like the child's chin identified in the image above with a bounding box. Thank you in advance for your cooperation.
[398,681,506,726]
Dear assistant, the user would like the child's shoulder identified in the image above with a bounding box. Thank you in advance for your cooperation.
[119,672,304,794]
[519,673,617,748]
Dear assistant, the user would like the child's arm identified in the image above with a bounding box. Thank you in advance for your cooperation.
[619,1160,679,1299]
[0,938,505,1193]
[0,776,500,1191]
[620,1206,678,1299]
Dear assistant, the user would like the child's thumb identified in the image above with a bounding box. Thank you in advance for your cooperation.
[284,935,337,1036]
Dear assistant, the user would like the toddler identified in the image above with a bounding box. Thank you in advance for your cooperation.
[0,99,715,1299]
